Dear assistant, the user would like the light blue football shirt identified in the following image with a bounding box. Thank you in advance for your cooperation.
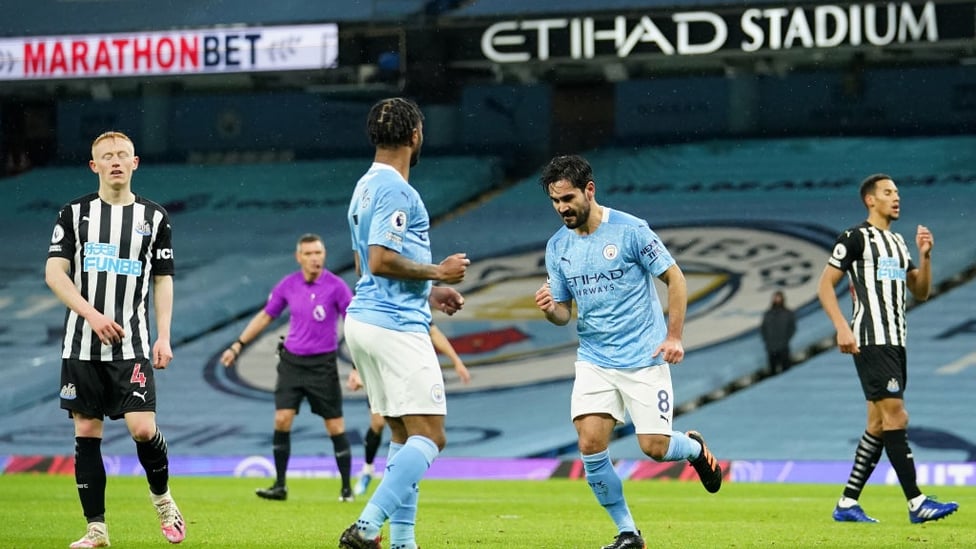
[346,162,433,333]
[546,207,675,369]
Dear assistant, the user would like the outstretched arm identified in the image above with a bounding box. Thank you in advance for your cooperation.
[220,310,274,366]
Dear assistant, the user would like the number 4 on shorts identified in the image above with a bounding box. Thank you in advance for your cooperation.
[130,363,147,387]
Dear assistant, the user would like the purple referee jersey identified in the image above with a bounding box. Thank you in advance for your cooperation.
[264,270,352,356]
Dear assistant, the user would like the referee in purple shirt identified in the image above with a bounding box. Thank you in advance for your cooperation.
[221,233,355,502]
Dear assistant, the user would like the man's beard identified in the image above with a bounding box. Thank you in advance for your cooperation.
[563,204,589,229]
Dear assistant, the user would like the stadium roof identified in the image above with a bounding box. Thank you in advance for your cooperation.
[446,0,800,19]
[0,0,428,37]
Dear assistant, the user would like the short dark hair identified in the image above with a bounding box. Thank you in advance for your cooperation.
[367,97,424,148]
[539,155,593,194]
[859,173,892,206]
[296,233,323,249]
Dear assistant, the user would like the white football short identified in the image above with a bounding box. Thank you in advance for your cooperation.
[344,316,446,417]
[571,360,675,435]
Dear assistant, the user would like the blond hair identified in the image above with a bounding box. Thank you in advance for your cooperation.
[91,131,134,156]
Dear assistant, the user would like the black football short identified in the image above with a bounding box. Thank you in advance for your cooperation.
[60,358,157,420]
[275,349,342,419]
[853,345,907,400]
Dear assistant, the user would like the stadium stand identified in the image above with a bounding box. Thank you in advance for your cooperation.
[1,135,973,462]
[426,134,976,458]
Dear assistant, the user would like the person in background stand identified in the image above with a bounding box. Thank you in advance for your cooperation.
[347,323,472,496]
[221,233,355,502]
[760,290,796,374]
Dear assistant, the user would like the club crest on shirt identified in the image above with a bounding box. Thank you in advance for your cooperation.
[602,244,618,261]
[134,220,153,236]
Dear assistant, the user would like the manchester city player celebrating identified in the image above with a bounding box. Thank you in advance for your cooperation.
[534,154,722,549]
[339,97,468,549]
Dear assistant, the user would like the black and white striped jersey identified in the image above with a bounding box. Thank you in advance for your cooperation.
[48,193,175,361]
[828,221,916,347]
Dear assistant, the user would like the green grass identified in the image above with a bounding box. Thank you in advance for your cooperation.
[0,475,972,548]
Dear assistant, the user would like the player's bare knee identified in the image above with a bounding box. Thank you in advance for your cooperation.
[129,424,156,442]
[421,429,446,450]
[577,440,608,455]
[273,410,296,431]
[324,417,345,436]
[884,411,909,431]
[639,435,670,461]
[645,448,668,461]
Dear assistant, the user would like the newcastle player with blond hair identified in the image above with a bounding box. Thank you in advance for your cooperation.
[46,131,185,547]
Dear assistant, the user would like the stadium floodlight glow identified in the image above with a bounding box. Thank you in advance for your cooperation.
[0,23,339,81]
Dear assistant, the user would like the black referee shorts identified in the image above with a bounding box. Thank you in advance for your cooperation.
[275,349,343,419]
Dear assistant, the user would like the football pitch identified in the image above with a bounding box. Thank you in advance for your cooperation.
[1,475,971,548]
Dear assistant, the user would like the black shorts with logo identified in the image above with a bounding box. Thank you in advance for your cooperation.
[275,348,342,419]
[853,345,907,400]
[60,358,157,420]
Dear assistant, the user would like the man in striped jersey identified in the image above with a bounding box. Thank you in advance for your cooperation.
[818,173,958,524]
[46,131,186,547]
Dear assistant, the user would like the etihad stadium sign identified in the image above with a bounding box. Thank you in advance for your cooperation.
[469,1,973,62]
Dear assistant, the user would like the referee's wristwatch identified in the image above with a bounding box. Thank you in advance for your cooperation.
[230,339,246,356]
